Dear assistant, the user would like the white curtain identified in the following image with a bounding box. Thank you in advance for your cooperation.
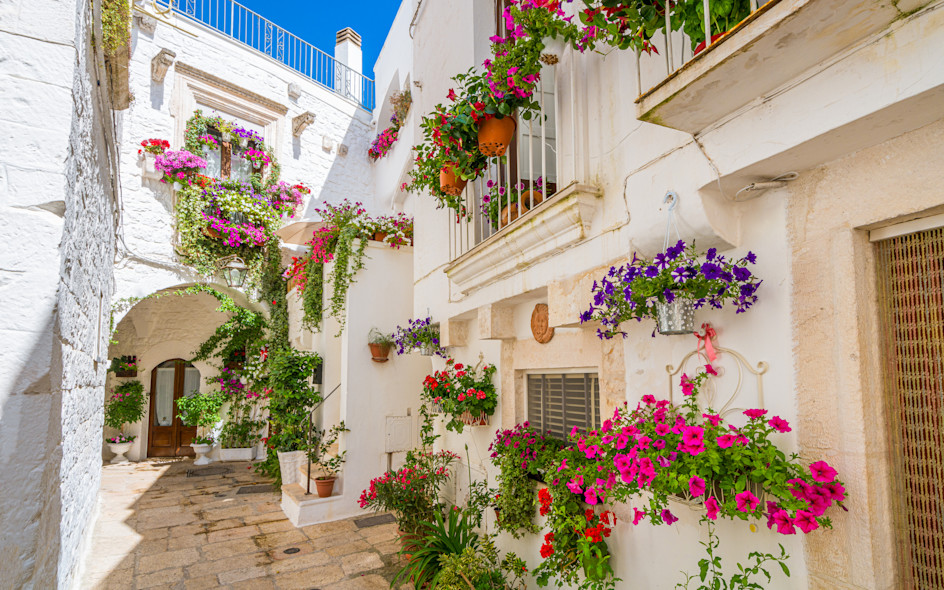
[154,368,175,426]
[183,367,201,397]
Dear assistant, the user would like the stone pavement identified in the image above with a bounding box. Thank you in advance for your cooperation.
[80,459,407,589]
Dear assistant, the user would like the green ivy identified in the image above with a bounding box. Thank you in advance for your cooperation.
[301,260,325,332]
[325,225,368,334]
[260,241,289,349]
[100,0,130,56]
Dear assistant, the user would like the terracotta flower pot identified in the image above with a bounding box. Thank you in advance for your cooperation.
[477,116,517,157]
[373,231,388,243]
[694,32,727,54]
[369,343,391,363]
[439,165,468,196]
[397,529,419,561]
[201,226,221,240]
[500,201,528,226]
[522,190,544,208]
[315,476,336,498]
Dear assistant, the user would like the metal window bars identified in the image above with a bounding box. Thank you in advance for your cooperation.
[150,0,375,110]
[635,0,769,97]
[448,65,558,261]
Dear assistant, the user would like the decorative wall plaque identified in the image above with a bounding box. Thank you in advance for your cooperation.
[530,303,555,344]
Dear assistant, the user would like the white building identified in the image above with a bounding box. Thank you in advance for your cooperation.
[1,0,943,587]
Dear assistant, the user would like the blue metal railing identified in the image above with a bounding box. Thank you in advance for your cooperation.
[152,0,375,110]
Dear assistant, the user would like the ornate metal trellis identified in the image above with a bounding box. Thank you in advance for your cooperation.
[666,345,769,420]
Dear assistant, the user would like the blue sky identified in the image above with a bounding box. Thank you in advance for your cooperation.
[235,0,402,78]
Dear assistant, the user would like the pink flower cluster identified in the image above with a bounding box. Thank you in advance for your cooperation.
[154,150,207,183]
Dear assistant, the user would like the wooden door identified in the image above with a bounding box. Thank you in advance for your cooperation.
[147,359,200,457]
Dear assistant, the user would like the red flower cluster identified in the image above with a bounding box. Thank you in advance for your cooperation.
[138,138,170,155]
[539,532,555,558]
[538,487,552,517]
[582,510,614,544]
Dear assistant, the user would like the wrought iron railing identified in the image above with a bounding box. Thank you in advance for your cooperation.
[448,65,558,261]
[150,0,375,110]
[635,0,773,97]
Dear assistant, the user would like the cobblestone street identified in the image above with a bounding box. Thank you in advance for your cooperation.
[80,460,405,589]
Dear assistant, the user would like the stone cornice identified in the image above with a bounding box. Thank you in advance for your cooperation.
[175,62,288,115]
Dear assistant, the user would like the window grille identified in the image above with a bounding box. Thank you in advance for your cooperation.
[526,373,600,438]
[875,226,944,588]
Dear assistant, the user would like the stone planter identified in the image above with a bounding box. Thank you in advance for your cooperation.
[142,153,162,179]
[219,447,255,462]
[277,450,306,485]
[654,299,695,335]
[191,443,214,466]
[107,441,133,464]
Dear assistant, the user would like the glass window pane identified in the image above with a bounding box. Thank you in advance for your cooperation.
[230,148,253,182]
[203,145,222,177]
[154,368,175,426]
[183,367,201,397]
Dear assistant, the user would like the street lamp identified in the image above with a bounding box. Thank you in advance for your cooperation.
[220,256,248,288]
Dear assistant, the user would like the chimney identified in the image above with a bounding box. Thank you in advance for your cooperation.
[335,28,363,75]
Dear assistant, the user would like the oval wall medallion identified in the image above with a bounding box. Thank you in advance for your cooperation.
[531,304,555,344]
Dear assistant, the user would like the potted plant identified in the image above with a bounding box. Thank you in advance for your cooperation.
[109,355,138,378]
[370,212,413,248]
[368,328,395,363]
[176,391,225,465]
[423,359,498,433]
[138,138,170,179]
[393,316,445,357]
[218,382,266,461]
[482,177,545,230]
[312,422,349,498]
[103,380,147,463]
[266,349,323,486]
[154,149,207,188]
[581,241,761,337]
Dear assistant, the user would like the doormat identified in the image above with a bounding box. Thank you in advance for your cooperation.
[353,513,396,528]
[236,484,275,495]
[186,466,233,477]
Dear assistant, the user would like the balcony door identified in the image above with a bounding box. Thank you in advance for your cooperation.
[147,359,201,457]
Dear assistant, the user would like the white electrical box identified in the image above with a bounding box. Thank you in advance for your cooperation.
[385,416,413,453]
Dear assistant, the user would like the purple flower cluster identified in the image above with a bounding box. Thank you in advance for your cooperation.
[392,316,445,357]
[581,241,762,339]
[232,126,264,143]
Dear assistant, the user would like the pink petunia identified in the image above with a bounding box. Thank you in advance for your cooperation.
[768,416,791,433]
[689,476,706,497]
[735,490,760,513]
[705,496,720,521]
[702,413,722,427]
[771,509,796,535]
[793,510,819,533]
[809,460,838,483]
[743,408,768,420]
[661,509,678,525]
[632,508,646,525]
[716,433,737,449]
[705,364,718,375]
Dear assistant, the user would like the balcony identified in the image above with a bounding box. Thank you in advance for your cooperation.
[635,0,918,134]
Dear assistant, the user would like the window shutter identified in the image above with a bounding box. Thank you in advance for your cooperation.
[527,373,600,438]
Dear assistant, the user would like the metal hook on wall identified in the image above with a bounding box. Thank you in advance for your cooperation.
[663,190,679,210]
[663,190,681,250]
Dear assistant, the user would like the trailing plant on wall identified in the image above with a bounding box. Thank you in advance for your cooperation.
[283,200,413,333]
[101,0,131,55]
[369,90,412,161]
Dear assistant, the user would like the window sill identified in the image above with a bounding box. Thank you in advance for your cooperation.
[445,182,603,295]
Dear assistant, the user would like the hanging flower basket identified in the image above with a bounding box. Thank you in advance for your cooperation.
[439,165,468,197]
[459,411,490,427]
[419,343,437,357]
[655,299,695,335]
[477,115,517,158]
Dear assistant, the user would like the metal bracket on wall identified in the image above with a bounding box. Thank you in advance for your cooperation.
[666,346,768,420]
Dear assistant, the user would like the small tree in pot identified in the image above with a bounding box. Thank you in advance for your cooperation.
[311,421,349,497]
[103,380,147,463]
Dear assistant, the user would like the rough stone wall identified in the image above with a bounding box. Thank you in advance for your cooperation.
[0,0,117,587]
[787,118,944,589]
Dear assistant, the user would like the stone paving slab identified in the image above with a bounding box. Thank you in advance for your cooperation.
[79,459,410,589]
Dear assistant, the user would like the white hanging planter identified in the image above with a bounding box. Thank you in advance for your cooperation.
[141,152,163,180]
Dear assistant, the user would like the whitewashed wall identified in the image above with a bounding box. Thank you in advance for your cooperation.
[0,0,118,587]
[401,0,944,588]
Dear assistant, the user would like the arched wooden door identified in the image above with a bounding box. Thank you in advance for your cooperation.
[147,359,200,457]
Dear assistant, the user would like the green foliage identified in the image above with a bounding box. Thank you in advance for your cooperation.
[176,391,225,430]
[671,0,752,50]
[100,0,131,55]
[300,260,325,332]
[367,328,394,347]
[313,422,349,478]
[437,536,530,590]
[393,508,479,589]
[260,243,289,349]
[676,521,791,589]
[265,348,322,453]
[325,224,368,334]
[103,380,146,431]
